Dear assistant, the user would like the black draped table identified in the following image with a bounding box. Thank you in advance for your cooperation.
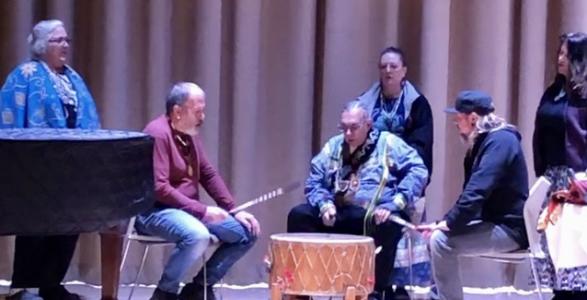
[0,128,154,300]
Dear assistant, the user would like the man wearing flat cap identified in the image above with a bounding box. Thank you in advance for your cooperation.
[417,90,529,300]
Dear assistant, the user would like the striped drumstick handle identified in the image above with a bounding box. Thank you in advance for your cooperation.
[229,181,301,214]
[374,216,416,256]
[229,188,283,213]
[387,214,417,230]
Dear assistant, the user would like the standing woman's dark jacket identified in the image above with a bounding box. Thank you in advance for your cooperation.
[533,74,569,176]
[534,73,587,176]
[357,80,433,177]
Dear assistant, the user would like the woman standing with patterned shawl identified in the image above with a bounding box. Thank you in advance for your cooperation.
[0,19,100,300]
[533,32,587,300]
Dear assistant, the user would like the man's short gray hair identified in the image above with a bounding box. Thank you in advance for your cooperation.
[342,100,372,122]
[165,82,204,115]
[28,19,64,59]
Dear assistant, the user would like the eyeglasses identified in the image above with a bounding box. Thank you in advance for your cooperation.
[338,123,364,133]
[48,37,71,44]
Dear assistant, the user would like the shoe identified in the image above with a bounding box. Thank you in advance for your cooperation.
[429,285,440,300]
[368,288,395,300]
[178,283,196,300]
[150,288,178,300]
[394,286,410,299]
[39,285,83,300]
[179,283,216,300]
[368,291,382,300]
[6,290,42,300]
[200,285,216,300]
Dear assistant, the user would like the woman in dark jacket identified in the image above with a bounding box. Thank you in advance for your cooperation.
[357,46,434,299]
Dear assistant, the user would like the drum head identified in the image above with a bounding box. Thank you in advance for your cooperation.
[271,232,373,244]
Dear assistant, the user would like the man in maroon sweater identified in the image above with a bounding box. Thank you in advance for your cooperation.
[139,82,260,300]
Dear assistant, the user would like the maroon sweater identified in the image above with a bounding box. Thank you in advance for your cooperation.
[144,115,235,219]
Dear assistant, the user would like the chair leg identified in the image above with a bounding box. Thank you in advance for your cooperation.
[120,238,132,272]
[407,231,414,288]
[128,245,150,300]
[203,254,208,300]
[529,257,544,300]
[202,256,224,300]
[217,279,224,300]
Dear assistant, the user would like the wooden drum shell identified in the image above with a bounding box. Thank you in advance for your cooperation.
[269,233,375,297]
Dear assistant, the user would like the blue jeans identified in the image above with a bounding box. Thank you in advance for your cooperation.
[429,222,521,300]
[136,208,256,294]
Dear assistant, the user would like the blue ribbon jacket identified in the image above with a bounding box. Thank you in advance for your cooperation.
[305,130,428,220]
[0,60,100,129]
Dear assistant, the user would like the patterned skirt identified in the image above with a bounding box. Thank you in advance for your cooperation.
[534,166,587,291]
[391,232,432,286]
[390,197,432,287]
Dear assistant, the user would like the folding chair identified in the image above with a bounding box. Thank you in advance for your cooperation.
[119,216,222,300]
[401,196,427,288]
[465,176,551,300]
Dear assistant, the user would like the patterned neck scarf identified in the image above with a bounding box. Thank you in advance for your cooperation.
[40,61,79,110]
[372,87,406,135]
[334,128,381,205]
[340,128,380,174]
[40,61,79,127]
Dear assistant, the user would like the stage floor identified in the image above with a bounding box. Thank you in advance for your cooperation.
[0,283,551,299]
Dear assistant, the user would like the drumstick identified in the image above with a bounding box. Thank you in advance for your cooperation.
[387,214,417,230]
[374,216,417,256]
[229,181,301,214]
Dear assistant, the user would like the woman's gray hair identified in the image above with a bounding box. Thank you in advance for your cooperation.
[165,82,204,115]
[28,19,64,59]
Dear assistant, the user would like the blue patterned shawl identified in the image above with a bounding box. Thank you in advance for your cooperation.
[0,60,100,129]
